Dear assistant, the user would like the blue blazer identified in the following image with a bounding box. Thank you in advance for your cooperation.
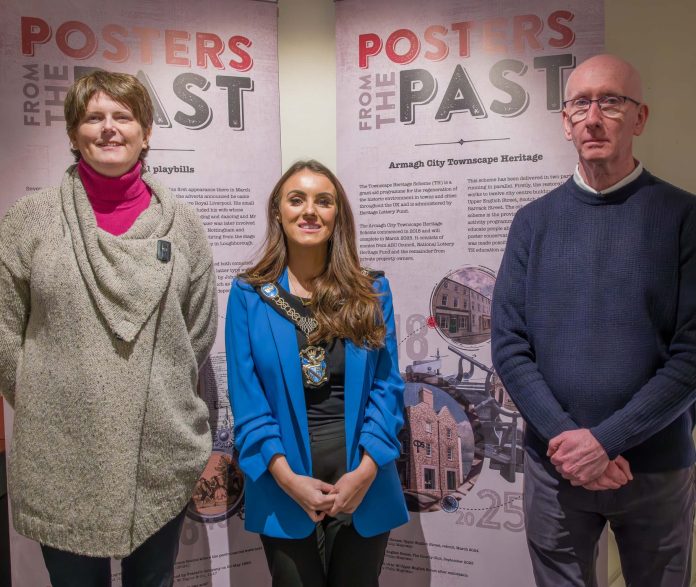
[225,269,409,538]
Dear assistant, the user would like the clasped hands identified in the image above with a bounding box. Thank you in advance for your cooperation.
[270,454,378,522]
[547,429,633,491]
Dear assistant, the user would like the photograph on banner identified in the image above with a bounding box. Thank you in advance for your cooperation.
[0,1,280,585]
[336,0,604,584]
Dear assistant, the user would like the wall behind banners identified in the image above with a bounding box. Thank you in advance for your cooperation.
[0,0,280,585]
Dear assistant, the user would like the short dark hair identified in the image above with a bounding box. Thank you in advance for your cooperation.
[64,70,154,161]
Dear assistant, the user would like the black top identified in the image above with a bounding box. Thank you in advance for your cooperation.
[295,327,345,429]
[273,284,345,428]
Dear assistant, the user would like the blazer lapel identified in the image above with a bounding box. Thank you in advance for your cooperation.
[263,270,310,455]
[344,340,368,465]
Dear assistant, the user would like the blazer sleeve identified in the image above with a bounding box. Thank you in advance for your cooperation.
[225,279,286,481]
[358,276,405,467]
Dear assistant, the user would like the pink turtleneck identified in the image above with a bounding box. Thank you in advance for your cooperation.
[78,159,152,236]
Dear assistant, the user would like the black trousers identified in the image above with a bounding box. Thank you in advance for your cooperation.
[261,421,390,587]
[524,455,695,587]
[41,508,187,587]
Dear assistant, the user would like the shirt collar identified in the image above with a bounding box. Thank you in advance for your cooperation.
[573,161,644,195]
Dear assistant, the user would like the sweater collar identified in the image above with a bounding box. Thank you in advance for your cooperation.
[567,169,653,206]
[61,165,175,342]
[77,159,149,207]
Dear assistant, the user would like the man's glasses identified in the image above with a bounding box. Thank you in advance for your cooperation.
[562,95,641,123]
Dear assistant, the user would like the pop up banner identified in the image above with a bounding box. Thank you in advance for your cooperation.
[0,0,280,584]
[335,1,604,584]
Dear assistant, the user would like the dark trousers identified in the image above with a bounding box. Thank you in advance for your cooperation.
[524,454,695,587]
[41,508,187,587]
[261,421,390,587]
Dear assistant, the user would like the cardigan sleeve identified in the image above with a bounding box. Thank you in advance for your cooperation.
[358,276,406,467]
[491,208,579,444]
[184,262,218,370]
[225,279,285,481]
[178,201,218,369]
[0,197,35,410]
[0,261,29,409]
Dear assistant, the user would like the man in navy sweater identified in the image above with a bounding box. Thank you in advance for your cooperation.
[492,54,696,586]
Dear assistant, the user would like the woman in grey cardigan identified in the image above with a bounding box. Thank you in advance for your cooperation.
[0,71,217,586]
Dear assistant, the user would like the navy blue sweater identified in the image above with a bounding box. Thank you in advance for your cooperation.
[492,171,696,473]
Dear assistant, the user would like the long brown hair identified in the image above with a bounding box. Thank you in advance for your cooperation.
[242,160,386,348]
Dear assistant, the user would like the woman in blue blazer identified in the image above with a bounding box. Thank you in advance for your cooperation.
[225,160,408,586]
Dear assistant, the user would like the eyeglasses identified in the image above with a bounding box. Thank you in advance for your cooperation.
[562,95,641,122]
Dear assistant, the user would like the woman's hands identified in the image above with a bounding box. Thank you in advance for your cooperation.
[328,453,378,517]
[269,455,335,522]
[268,453,379,521]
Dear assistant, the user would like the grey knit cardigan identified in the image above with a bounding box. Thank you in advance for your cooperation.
[0,166,217,557]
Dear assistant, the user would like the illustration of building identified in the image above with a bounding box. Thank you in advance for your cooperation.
[432,276,491,344]
[400,387,463,499]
